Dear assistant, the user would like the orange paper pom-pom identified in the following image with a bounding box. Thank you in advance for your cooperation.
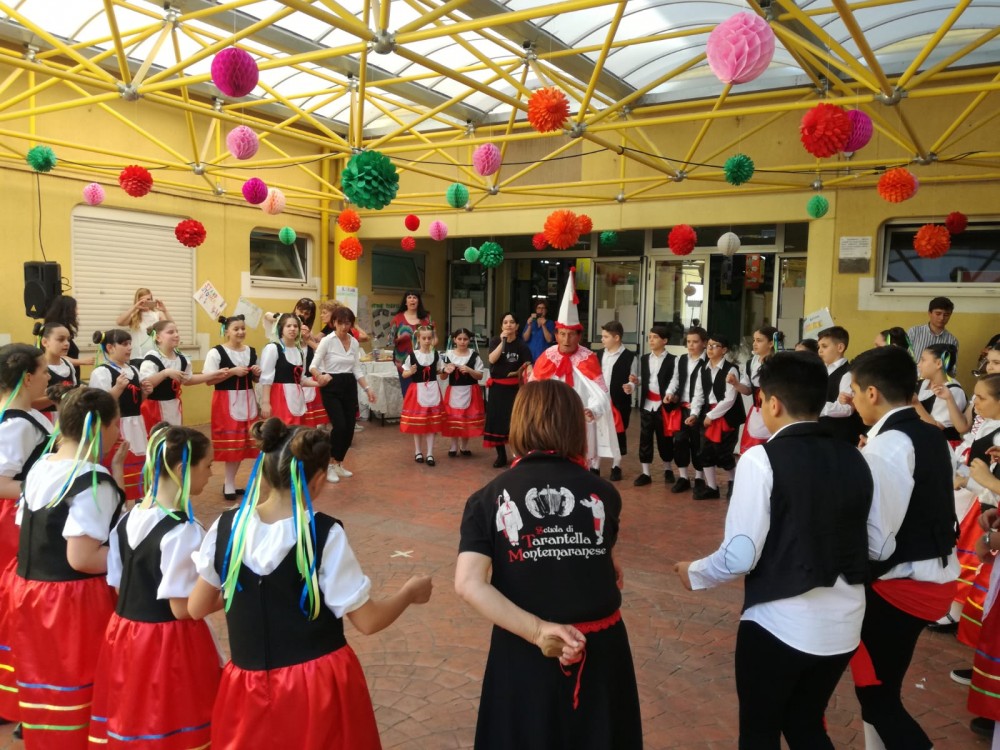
[668,224,698,256]
[544,209,580,250]
[945,211,968,235]
[877,168,918,203]
[338,209,361,233]
[527,88,570,133]
[339,236,363,261]
[913,224,951,259]
[576,214,593,235]
[800,103,851,158]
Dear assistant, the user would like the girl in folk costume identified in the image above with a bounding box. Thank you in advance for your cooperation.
[442,328,486,457]
[260,314,318,427]
[90,329,149,503]
[32,322,78,423]
[729,326,783,453]
[0,344,53,724]
[89,423,222,749]
[695,334,746,501]
[188,419,433,750]
[12,387,126,747]
[914,344,967,443]
[400,326,446,466]
[483,313,532,469]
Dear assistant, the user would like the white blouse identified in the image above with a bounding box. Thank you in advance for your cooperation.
[89,364,147,454]
[107,506,205,599]
[19,458,119,542]
[139,352,193,426]
[202,346,259,422]
[0,408,52,485]
[312,334,364,380]
[917,380,968,429]
[130,310,162,358]
[47,358,76,385]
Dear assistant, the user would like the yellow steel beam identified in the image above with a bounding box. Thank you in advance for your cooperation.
[581,131,677,177]
[623,126,679,176]
[494,63,531,186]
[199,119,218,166]
[681,83,731,170]
[742,0,825,92]
[131,21,174,87]
[936,95,1000,150]
[908,26,1000,90]
[585,53,706,129]
[895,0,971,90]
[170,26,203,166]
[0,48,121,113]
[256,138,341,195]
[355,0,373,150]
[274,0,375,40]
[576,0,627,122]
[397,0,472,34]
[0,90,123,123]
[776,0,908,21]
[829,0,894,96]
[541,25,714,60]
[626,178,672,201]
[768,22,879,92]
[497,137,581,189]
[257,81,349,147]
[0,68,23,99]
[390,46,523,112]
[102,0,132,84]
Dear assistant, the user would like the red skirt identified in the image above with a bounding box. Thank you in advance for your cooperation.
[90,614,221,748]
[100,441,145,502]
[0,498,16,578]
[211,391,259,463]
[400,386,445,435]
[970,564,1000,719]
[739,408,768,453]
[140,399,180,435]
[0,558,21,721]
[302,389,329,429]
[956,499,983,605]
[211,646,381,750]
[269,386,306,427]
[441,385,485,438]
[960,556,994,649]
[12,575,115,747]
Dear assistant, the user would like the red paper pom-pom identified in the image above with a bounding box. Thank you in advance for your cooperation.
[576,214,593,235]
[401,236,416,252]
[339,236,363,261]
[543,209,580,250]
[119,165,154,197]
[668,224,698,256]
[877,168,918,203]
[338,209,361,233]
[800,103,851,158]
[527,88,570,133]
[174,219,206,248]
[945,211,968,235]
[404,214,420,231]
[914,224,951,259]
[531,232,548,251]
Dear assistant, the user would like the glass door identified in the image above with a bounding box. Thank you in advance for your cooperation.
[650,258,707,350]
[448,260,491,348]
[592,259,643,349]
[776,256,807,343]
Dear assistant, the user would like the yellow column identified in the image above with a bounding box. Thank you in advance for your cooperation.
[332,222,358,293]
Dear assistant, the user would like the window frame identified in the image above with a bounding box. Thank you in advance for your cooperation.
[371,246,426,292]
[249,228,314,289]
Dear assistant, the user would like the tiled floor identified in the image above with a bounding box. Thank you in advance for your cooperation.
[0,418,988,749]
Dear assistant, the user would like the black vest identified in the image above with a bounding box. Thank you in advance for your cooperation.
[18,472,125,582]
[699,360,747,427]
[870,409,958,577]
[674,355,706,404]
[0,410,51,481]
[408,351,440,383]
[447,351,481,386]
[213,345,258,392]
[919,382,966,441]
[116,511,189,623]
[42,359,77,413]
[744,422,873,611]
[745,360,762,408]
[598,347,637,420]
[98,363,143,418]
[818,361,865,445]
[268,344,304,385]
[143,352,188,402]
[213,509,347,670]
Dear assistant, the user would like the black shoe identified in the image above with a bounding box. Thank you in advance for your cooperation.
[609,466,622,482]
[12,723,22,740]
[590,468,600,476]
[664,470,675,483]
[633,473,652,487]
[235,488,245,496]
[460,450,472,457]
[671,478,691,493]
[426,456,436,467]
[693,486,721,500]
[971,717,995,738]
[951,667,973,686]
[448,450,458,458]
[927,615,959,633]
[223,491,236,502]
[414,453,425,463]
[493,457,507,468]
[694,478,706,493]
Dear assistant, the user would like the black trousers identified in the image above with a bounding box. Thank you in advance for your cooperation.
[672,408,702,470]
[320,373,358,462]
[638,408,673,465]
[698,427,739,471]
[735,620,854,750]
[854,586,933,750]
[616,404,632,457]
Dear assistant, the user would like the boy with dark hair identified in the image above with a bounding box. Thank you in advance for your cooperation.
[597,320,637,482]
[908,297,959,360]
[817,326,865,445]
[675,352,874,748]
[628,324,677,487]
[665,327,707,494]
[695,334,745,500]
[849,345,959,750]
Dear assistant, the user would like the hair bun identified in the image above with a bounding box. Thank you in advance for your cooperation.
[251,417,291,453]
[32,322,44,337]
[92,330,104,345]
[217,315,228,325]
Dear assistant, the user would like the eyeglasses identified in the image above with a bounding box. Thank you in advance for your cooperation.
[706,343,725,349]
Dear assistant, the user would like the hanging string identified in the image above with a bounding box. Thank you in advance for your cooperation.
[220,451,265,612]
[46,410,103,509]
[0,373,26,421]
[290,457,321,620]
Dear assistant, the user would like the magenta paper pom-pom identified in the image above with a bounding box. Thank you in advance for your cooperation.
[429,220,448,241]
[706,12,775,85]
[242,177,268,205]
[843,110,873,153]
[211,47,259,98]
[260,188,286,215]
[83,182,105,206]
[472,143,502,176]
[227,126,259,160]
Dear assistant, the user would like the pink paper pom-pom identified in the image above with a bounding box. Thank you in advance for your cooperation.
[211,47,259,98]
[472,143,502,176]
[260,187,286,215]
[843,110,873,153]
[227,126,259,160]
[242,177,268,205]
[83,182,105,206]
[706,12,776,85]
[429,220,449,241]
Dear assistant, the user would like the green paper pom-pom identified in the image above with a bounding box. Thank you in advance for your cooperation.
[446,182,470,209]
[599,230,618,246]
[278,226,297,245]
[478,241,504,269]
[807,194,830,219]
[26,145,57,173]
[464,246,480,263]
[723,153,754,186]
[340,150,399,210]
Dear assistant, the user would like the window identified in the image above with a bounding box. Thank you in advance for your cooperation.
[250,229,311,285]
[880,220,1000,288]
[372,247,425,291]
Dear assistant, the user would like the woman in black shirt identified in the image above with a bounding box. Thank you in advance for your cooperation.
[483,312,532,468]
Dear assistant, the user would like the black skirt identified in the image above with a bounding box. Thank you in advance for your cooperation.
[483,382,518,447]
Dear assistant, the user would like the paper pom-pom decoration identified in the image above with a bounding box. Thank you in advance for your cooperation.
[544,209,580,250]
[877,168,918,203]
[717,232,741,256]
[175,219,206,248]
[800,103,851,158]
[339,236,363,261]
[446,183,469,209]
[226,126,259,160]
[576,214,594,235]
[706,12,775,85]
[527,87,570,133]
[668,224,697,256]
[464,247,480,263]
[479,241,504,269]
[278,227,297,245]
[914,224,951,259]
[242,177,268,205]
[600,230,618,246]
[724,153,754,185]
[473,143,502,176]
[340,150,399,210]
[338,209,361,233]
[945,211,968,235]
[82,183,105,206]
[260,187,286,215]
[211,47,259,98]
[26,145,57,173]
[404,214,420,231]
[532,233,548,251]
[400,236,416,252]
[807,194,830,219]
[843,110,873,153]
[429,221,448,241]
[119,165,154,197]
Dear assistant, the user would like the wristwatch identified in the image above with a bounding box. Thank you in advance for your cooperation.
[984,531,994,552]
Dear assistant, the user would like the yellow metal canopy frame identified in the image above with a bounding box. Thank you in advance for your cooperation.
[0,0,999,217]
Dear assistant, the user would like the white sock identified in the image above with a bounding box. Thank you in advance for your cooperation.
[414,436,423,456]
[678,466,689,479]
[450,439,459,452]
[426,433,436,457]
[950,600,963,620]
[224,461,239,493]
[641,462,651,476]
[992,719,1000,750]
[863,721,887,750]
[461,438,469,450]
[695,470,704,480]
[703,466,717,490]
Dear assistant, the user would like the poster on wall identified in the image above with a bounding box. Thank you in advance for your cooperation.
[838,236,872,274]
[193,281,226,320]
[233,297,263,329]
[370,303,396,347]
[335,285,359,315]
[802,307,835,338]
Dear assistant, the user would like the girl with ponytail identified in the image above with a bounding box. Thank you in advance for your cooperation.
[259,313,318,425]
[915,343,967,442]
[728,326,783,452]
[32,321,78,422]
[89,423,221,748]
[189,418,432,749]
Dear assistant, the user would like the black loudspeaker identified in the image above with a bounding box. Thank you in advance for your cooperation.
[24,261,61,319]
